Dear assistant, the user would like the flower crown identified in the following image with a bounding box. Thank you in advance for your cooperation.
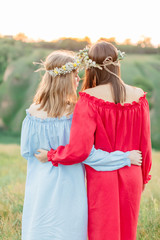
[76,47,125,80]
[33,59,80,77]
[76,48,126,70]
[46,59,80,77]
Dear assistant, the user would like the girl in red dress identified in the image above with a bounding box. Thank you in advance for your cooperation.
[37,42,152,240]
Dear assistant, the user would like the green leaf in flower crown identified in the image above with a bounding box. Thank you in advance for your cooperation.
[117,50,126,60]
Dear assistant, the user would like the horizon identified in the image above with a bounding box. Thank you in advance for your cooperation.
[0,33,159,47]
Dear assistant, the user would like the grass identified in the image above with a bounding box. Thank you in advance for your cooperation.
[0,145,160,240]
[0,131,20,145]
[137,150,160,239]
[0,145,26,240]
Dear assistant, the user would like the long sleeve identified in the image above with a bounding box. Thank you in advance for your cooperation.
[140,100,152,184]
[21,117,31,160]
[83,146,131,171]
[21,115,38,160]
[47,97,97,166]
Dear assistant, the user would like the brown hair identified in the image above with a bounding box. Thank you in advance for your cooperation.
[82,41,126,104]
[33,50,77,118]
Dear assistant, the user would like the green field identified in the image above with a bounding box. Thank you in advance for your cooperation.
[0,144,159,240]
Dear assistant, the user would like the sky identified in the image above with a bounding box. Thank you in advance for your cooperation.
[0,0,159,45]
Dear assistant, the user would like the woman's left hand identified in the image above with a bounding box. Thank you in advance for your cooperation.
[34,149,48,163]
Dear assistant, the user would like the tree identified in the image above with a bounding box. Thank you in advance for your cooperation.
[83,36,91,45]
[98,37,117,44]
[123,38,132,45]
[14,33,28,42]
[137,36,153,48]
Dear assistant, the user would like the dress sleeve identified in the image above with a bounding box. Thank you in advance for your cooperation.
[21,117,31,160]
[47,96,97,166]
[140,99,152,184]
[21,115,37,160]
[83,146,131,171]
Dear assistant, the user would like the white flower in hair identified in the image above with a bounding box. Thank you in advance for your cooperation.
[117,50,126,60]
[46,59,80,77]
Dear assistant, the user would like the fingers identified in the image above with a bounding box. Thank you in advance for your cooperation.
[133,158,142,166]
[135,162,141,166]
[137,152,142,159]
[138,160,142,166]
[136,150,141,153]
[136,150,142,153]
[37,149,46,153]
[34,154,45,163]
[133,150,142,155]
[35,149,43,157]
[137,153,142,158]
[34,153,40,159]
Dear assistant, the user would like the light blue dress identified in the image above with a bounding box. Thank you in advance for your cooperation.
[21,110,130,240]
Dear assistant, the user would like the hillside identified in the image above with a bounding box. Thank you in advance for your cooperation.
[0,40,160,149]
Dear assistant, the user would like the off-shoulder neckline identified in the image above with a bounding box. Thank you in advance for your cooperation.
[79,91,147,108]
[26,109,73,123]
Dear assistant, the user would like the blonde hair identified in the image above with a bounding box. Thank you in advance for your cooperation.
[33,50,77,118]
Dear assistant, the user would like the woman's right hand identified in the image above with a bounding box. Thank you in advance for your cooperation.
[129,150,142,166]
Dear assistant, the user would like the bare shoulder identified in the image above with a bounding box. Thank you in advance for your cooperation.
[125,84,145,102]
[135,87,145,98]
[28,103,45,116]
[83,84,113,101]
[83,88,96,95]
[28,103,48,119]
[28,103,39,114]
[83,85,111,96]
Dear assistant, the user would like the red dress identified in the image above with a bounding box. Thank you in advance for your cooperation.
[48,91,152,240]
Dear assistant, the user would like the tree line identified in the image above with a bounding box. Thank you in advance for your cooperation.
[1,35,160,54]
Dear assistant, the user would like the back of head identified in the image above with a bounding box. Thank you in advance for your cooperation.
[82,41,126,104]
[34,50,77,118]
